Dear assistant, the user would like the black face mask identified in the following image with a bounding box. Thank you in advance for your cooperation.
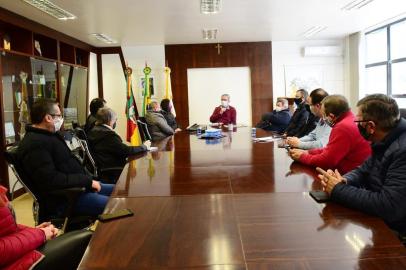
[113,122,117,130]
[357,123,371,140]
[294,98,302,106]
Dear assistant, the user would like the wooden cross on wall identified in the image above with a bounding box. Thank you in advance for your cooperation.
[215,43,222,55]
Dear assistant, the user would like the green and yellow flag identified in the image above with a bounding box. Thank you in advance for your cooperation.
[142,65,152,116]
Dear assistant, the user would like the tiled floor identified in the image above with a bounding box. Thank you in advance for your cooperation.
[11,193,35,227]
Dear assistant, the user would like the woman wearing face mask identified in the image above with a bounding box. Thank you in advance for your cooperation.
[209,94,237,125]
[160,99,181,132]
[0,185,92,270]
[87,107,151,183]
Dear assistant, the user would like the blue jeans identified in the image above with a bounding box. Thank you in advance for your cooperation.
[75,183,114,216]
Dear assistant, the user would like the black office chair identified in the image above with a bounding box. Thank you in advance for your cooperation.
[400,108,406,119]
[73,127,122,184]
[137,117,152,142]
[63,128,97,177]
[4,145,87,232]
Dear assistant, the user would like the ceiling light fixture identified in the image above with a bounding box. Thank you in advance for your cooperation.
[302,26,327,38]
[202,29,218,40]
[90,33,117,44]
[341,0,375,11]
[201,0,221,14]
[22,0,76,20]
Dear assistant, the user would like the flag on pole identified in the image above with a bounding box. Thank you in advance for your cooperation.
[125,66,142,146]
[142,65,152,117]
[164,66,176,117]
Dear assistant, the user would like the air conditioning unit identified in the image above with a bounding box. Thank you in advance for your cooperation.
[303,46,343,57]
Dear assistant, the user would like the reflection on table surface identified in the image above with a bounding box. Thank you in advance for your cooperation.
[79,127,406,270]
[80,193,406,270]
[113,128,321,197]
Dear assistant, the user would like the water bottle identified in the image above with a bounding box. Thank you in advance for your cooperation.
[197,126,202,136]
[251,128,256,138]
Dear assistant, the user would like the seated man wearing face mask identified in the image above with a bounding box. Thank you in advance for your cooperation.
[284,89,310,137]
[87,107,150,182]
[210,94,237,125]
[289,95,371,174]
[256,98,291,133]
[317,94,406,238]
[286,88,331,150]
[145,101,175,141]
[17,99,114,216]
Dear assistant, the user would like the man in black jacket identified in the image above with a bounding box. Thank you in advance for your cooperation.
[17,99,114,217]
[87,107,150,182]
[318,94,406,236]
[84,98,106,134]
[256,98,291,133]
[284,89,310,136]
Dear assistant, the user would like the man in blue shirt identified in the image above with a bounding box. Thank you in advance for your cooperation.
[287,88,331,150]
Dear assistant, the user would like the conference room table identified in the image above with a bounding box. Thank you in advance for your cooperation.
[79,127,406,270]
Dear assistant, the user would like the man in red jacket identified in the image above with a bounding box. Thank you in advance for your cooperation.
[289,95,371,174]
[210,94,237,125]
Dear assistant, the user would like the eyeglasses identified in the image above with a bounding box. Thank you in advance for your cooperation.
[354,120,371,123]
[49,114,63,118]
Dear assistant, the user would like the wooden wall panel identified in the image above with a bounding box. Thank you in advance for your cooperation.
[165,42,273,128]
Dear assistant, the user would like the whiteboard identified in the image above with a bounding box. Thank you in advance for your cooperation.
[187,67,252,126]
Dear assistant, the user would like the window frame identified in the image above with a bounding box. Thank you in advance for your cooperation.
[365,17,406,99]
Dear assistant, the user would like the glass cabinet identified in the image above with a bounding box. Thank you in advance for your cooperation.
[0,51,90,143]
[1,52,57,144]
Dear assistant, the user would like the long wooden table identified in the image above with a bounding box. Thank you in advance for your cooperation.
[79,128,406,270]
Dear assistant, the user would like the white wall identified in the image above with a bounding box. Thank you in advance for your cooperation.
[272,39,347,104]
[187,67,252,126]
[102,54,127,139]
[88,52,99,108]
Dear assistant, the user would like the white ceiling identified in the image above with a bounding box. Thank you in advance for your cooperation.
[1,0,406,47]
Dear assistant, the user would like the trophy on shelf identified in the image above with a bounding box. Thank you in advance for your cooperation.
[18,71,30,137]
[34,40,42,56]
[3,34,11,50]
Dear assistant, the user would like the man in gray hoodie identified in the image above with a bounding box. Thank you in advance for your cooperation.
[145,101,175,141]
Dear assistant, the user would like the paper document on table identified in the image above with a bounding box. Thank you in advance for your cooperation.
[253,136,282,143]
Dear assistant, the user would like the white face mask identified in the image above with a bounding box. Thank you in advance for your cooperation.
[53,117,64,132]
[221,100,229,107]
[275,106,282,112]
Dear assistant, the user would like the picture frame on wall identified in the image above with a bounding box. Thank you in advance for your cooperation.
[139,76,154,98]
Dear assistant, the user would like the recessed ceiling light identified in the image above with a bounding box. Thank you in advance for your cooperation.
[22,0,76,20]
[201,0,221,14]
[90,33,117,44]
[302,26,327,38]
[341,0,375,11]
[202,29,218,40]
